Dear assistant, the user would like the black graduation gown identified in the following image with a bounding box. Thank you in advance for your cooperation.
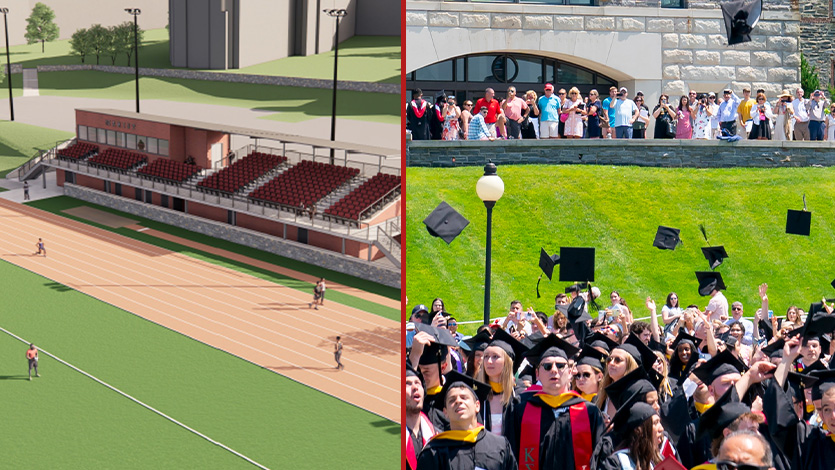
[482,394,520,435]
[406,100,432,140]
[416,428,517,470]
[429,104,444,140]
[424,389,451,433]
[503,393,605,470]
[761,378,835,470]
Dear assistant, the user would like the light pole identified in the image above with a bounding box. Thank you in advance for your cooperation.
[125,8,141,113]
[1,7,13,121]
[476,161,504,325]
[323,8,346,165]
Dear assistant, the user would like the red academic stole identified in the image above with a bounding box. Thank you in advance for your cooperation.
[410,100,427,119]
[661,435,677,460]
[405,412,435,470]
[518,393,592,470]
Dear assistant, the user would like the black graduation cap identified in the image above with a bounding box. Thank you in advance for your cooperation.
[671,330,703,351]
[489,327,531,372]
[625,333,660,373]
[610,398,656,440]
[523,333,580,367]
[461,330,493,353]
[701,246,729,271]
[433,90,448,103]
[436,370,490,410]
[564,282,589,294]
[761,338,785,359]
[414,323,459,365]
[786,371,818,404]
[526,331,546,345]
[799,358,827,377]
[758,318,785,342]
[691,349,747,386]
[809,369,835,402]
[720,0,763,46]
[831,278,835,291]
[539,248,560,281]
[653,226,682,250]
[786,209,811,236]
[696,387,749,440]
[696,271,726,297]
[559,247,595,282]
[407,361,420,378]
[587,331,619,353]
[423,201,470,244]
[605,367,657,409]
[648,338,668,355]
[615,343,645,369]
[566,295,593,325]
[576,345,607,372]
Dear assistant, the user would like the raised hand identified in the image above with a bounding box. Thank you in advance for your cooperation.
[646,297,656,311]
[758,283,768,301]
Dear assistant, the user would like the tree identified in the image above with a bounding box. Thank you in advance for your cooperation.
[69,28,93,64]
[107,25,128,65]
[123,22,144,67]
[800,52,820,99]
[24,2,59,53]
[87,24,109,65]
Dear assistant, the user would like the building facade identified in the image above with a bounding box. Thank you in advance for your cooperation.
[406,0,834,113]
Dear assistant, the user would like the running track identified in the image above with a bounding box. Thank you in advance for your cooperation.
[0,199,399,423]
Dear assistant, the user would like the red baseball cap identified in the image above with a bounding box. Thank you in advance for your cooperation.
[544,83,554,91]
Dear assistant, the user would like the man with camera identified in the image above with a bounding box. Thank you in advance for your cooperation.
[610,87,639,139]
[808,89,829,141]
[717,89,741,137]
[792,87,811,141]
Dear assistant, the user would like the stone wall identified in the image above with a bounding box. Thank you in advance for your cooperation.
[406,139,835,168]
[599,0,792,10]
[64,183,400,288]
[798,0,835,93]
[406,2,800,100]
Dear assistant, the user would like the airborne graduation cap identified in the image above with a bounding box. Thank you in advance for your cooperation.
[653,226,682,250]
[696,271,726,297]
[537,248,560,298]
[698,224,729,270]
[786,194,811,236]
[720,0,763,46]
[423,201,470,244]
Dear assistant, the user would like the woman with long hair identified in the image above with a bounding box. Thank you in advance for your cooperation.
[786,305,800,325]
[675,95,693,139]
[667,329,702,384]
[652,94,675,139]
[474,332,521,435]
[573,346,606,402]
[652,350,674,403]
[551,310,570,336]
[595,346,639,420]
[661,292,683,335]
[599,403,664,470]
[431,298,445,316]
[749,92,774,140]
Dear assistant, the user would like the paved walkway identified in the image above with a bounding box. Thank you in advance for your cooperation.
[0,95,400,161]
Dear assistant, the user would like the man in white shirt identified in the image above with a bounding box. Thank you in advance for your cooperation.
[792,87,810,141]
[611,87,639,139]
[726,301,753,345]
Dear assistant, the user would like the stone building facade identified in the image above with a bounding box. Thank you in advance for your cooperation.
[407,0,806,110]
[798,0,835,91]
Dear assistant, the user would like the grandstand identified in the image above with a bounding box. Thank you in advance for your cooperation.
[56,142,99,161]
[197,151,286,195]
[87,149,148,172]
[137,159,204,184]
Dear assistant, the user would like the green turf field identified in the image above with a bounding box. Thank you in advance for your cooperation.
[0,258,398,468]
[407,164,835,333]
[34,71,398,125]
[8,29,398,83]
[25,196,399,320]
[0,121,74,178]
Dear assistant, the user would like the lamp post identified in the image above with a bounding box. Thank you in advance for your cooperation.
[1,7,13,121]
[476,161,504,326]
[323,8,346,165]
[125,8,141,113]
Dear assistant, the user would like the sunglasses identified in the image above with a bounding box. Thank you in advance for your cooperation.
[732,307,742,311]
[574,372,594,380]
[448,322,457,326]
[607,356,624,364]
[540,361,568,371]
[715,462,770,470]
[558,92,566,95]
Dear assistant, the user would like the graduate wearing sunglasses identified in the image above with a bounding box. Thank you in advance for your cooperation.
[503,334,605,470]
[573,345,606,403]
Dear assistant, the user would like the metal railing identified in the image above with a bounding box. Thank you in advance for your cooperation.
[358,185,402,221]
[375,225,401,266]
[15,138,75,181]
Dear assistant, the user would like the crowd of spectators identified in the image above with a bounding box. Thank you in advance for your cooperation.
[406,85,835,142]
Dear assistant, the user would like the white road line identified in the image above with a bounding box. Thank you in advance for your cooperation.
[0,326,272,470]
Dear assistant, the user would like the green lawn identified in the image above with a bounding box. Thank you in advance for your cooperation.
[26,196,400,320]
[0,121,74,178]
[407,165,835,334]
[35,71,399,124]
[0,258,398,468]
[8,28,398,83]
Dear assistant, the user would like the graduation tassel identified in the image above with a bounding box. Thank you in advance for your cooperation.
[803,193,807,211]
[699,223,709,243]
[536,275,542,299]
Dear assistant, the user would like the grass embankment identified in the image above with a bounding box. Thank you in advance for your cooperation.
[26,196,399,320]
[0,121,74,178]
[8,28,398,83]
[0,258,398,468]
[406,165,835,333]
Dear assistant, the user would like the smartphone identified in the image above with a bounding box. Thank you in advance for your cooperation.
[526,312,533,321]
[768,310,774,319]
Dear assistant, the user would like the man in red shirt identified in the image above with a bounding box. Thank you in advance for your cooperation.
[474,88,503,139]
[27,343,40,380]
